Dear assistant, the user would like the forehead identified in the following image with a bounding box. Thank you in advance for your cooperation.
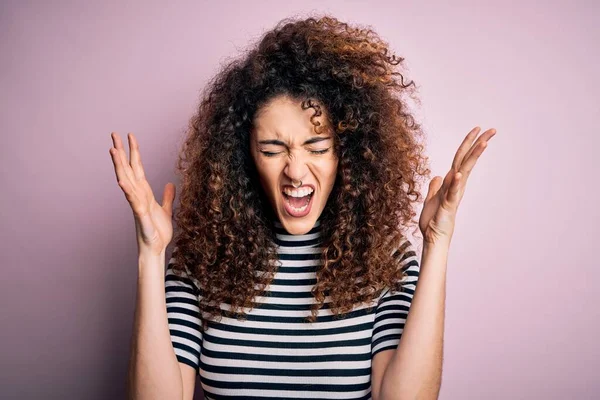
[252,95,331,139]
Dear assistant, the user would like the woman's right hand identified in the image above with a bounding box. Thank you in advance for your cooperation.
[109,132,176,257]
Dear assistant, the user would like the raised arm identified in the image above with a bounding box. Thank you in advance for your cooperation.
[109,131,193,399]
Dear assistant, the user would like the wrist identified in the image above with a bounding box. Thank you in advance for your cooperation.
[423,236,452,251]
[137,249,167,276]
[138,245,167,259]
[422,239,451,261]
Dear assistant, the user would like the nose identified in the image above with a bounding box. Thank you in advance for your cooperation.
[284,152,308,184]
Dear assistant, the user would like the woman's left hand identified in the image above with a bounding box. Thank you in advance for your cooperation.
[419,126,497,247]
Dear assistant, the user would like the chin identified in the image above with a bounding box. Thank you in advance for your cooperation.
[277,204,320,235]
[279,218,316,235]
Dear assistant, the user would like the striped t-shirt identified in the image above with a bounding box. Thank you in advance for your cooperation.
[165,218,420,399]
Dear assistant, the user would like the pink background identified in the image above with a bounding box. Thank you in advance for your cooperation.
[1,1,598,399]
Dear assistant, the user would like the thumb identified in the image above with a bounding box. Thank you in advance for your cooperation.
[161,182,176,216]
[425,176,443,202]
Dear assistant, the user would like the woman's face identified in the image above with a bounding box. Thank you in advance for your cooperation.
[250,95,338,235]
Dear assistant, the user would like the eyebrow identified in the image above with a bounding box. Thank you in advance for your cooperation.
[258,136,332,146]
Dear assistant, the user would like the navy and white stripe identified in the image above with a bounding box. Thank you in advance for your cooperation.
[165,218,420,399]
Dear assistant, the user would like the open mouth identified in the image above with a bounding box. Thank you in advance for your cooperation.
[282,188,314,217]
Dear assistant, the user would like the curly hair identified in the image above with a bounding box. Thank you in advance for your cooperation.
[171,14,430,331]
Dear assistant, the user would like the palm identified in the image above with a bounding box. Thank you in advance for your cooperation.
[132,179,174,249]
[419,126,497,245]
[109,132,176,254]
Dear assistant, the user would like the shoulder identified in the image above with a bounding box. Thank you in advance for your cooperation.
[394,237,420,278]
[165,246,201,295]
[379,236,420,300]
[391,237,419,267]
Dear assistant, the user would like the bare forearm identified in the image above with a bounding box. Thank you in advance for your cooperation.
[127,252,183,400]
[379,242,448,400]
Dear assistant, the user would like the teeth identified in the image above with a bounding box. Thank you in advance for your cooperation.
[289,203,309,212]
[283,187,314,197]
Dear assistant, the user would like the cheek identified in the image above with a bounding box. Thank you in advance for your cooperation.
[322,158,338,181]
[255,160,282,190]
[314,159,338,191]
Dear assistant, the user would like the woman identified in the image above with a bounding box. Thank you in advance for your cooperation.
[110,15,496,400]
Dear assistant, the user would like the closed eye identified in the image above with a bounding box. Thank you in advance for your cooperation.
[310,148,330,155]
[260,148,331,157]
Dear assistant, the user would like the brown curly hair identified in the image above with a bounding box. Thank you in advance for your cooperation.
[171,14,430,331]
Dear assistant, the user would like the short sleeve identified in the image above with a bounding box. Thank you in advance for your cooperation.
[164,248,202,372]
[371,238,420,357]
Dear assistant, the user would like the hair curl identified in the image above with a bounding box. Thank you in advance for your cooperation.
[171,14,430,331]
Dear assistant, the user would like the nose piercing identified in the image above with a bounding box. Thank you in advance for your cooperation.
[292,180,302,188]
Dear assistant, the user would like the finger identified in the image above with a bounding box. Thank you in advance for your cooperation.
[439,167,456,196]
[460,140,489,178]
[451,126,480,171]
[446,171,462,204]
[109,147,121,182]
[459,128,496,173]
[128,133,146,181]
[109,145,131,188]
[111,147,142,207]
[161,182,176,216]
[111,132,136,184]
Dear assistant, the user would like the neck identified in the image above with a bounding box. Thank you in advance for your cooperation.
[272,215,322,236]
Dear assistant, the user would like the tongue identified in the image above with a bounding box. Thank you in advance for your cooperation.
[288,194,311,208]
